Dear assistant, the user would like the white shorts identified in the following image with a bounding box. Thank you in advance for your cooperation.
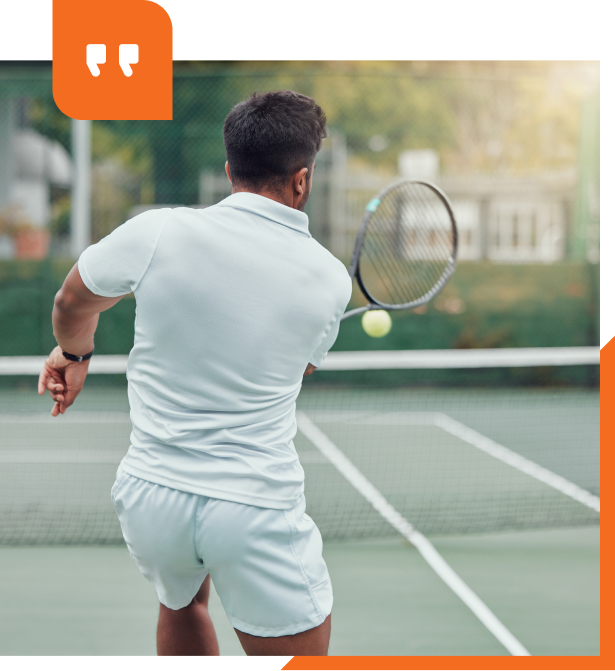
[111,468,333,637]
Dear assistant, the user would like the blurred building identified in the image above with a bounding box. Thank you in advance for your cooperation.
[11,129,72,225]
[2,63,598,265]
[198,141,581,265]
[0,96,72,258]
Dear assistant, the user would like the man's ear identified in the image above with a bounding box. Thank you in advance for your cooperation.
[293,167,309,195]
[225,161,232,184]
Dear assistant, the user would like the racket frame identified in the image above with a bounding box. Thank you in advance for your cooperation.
[342,179,458,321]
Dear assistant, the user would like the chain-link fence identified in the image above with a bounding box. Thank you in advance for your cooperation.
[0,61,600,356]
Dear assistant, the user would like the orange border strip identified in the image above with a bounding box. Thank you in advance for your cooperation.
[283,656,605,670]
[285,341,607,670]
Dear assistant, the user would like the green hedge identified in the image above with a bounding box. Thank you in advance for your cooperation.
[0,260,599,358]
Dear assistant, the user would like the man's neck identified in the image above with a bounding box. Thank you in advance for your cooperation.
[231,185,295,210]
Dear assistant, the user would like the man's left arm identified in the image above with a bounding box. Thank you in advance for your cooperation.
[38,264,126,416]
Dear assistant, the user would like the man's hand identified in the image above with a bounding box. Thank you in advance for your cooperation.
[304,364,316,376]
[38,346,91,416]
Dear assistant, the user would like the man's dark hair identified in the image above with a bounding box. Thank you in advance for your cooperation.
[223,90,327,192]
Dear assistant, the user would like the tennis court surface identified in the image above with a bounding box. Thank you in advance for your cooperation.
[0,348,600,655]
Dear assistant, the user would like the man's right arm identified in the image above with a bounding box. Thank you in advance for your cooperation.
[38,210,167,415]
[38,264,126,416]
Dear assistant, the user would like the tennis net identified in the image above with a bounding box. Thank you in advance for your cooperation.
[0,348,599,545]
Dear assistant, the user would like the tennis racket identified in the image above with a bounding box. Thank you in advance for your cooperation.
[341,180,458,321]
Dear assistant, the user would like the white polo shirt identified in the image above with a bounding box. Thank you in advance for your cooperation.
[78,193,351,509]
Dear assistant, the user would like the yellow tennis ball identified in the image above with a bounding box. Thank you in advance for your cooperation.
[362,310,392,338]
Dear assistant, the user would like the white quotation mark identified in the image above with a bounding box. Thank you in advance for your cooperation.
[119,44,139,77]
[86,44,139,77]
[86,44,106,77]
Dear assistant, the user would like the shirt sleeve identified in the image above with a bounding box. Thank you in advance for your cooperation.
[309,271,352,368]
[309,315,343,368]
[77,210,168,297]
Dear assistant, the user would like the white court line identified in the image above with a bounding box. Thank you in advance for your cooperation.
[296,411,531,657]
[300,410,439,424]
[297,451,332,465]
[298,410,600,513]
[432,414,600,514]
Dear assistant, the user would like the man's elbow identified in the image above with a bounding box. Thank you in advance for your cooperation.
[53,288,79,316]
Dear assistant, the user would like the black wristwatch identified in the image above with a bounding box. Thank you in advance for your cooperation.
[62,348,94,363]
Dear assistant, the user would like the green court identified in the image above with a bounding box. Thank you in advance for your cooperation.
[0,361,600,655]
[0,528,599,655]
[0,383,600,544]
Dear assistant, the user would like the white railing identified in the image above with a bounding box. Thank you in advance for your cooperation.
[0,347,600,376]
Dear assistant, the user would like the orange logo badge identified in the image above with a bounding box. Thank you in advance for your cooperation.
[53,0,173,120]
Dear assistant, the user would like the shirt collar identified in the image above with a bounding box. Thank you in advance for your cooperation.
[216,192,311,238]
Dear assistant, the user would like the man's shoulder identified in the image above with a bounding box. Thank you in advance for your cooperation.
[307,236,342,267]
[115,206,225,240]
[113,206,175,236]
[126,206,202,225]
[307,238,352,293]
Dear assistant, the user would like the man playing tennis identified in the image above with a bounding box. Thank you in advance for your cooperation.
[38,90,351,656]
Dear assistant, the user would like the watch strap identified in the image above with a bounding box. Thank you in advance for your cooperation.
[62,349,94,363]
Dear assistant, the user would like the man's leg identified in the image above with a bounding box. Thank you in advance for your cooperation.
[234,614,331,656]
[157,575,220,656]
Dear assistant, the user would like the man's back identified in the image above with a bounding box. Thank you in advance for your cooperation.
[78,192,351,507]
[41,89,343,655]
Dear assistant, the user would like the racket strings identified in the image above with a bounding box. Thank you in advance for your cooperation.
[401,185,453,263]
[380,188,451,267]
[363,216,422,304]
[362,206,413,303]
[362,210,416,305]
[359,182,455,307]
[419,190,456,258]
[366,193,435,298]
[367,200,446,300]
[363,214,420,305]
